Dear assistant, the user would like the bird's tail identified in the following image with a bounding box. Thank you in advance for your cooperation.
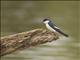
[54,28,69,37]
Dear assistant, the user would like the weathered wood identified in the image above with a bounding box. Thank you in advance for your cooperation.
[0,29,59,56]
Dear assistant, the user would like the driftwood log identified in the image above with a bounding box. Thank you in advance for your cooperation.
[0,29,59,56]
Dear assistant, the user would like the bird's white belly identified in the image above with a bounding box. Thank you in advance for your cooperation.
[46,24,56,32]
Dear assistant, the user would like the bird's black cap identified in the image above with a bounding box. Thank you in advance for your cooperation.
[43,18,49,22]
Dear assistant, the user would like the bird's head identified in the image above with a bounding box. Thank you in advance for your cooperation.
[43,18,50,24]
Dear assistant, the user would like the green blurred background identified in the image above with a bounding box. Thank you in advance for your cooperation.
[1,1,80,60]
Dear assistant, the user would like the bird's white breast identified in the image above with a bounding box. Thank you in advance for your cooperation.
[46,24,56,32]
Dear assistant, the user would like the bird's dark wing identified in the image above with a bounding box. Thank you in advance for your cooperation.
[48,21,60,29]
[48,21,68,37]
[48,21,55,29]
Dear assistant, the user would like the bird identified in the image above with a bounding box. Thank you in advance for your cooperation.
[43,18,69,37]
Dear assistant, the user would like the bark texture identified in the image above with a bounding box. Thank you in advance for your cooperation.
[0,29,59,56]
